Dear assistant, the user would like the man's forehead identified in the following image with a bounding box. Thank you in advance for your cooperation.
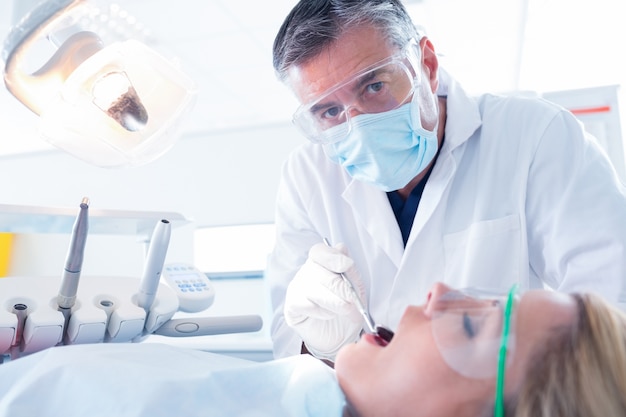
[285,26,398,103]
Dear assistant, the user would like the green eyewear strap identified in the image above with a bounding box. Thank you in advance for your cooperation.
[494,283,518,417]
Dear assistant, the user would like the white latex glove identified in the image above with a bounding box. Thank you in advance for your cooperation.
[284,242,366,361]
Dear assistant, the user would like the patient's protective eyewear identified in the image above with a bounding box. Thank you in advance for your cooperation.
[292,40,421,145]
[494,284,517,417]
[430,285,519,380]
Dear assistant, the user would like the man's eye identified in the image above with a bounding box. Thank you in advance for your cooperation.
[366,81,384,94]
[321,106,341,120]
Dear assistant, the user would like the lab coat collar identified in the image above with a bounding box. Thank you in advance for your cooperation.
[437,67,482,152]
[402,68,480,248]
[341,69,482,266]
[343,180,406,265]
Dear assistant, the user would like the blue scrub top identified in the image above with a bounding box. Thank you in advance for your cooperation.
[387,164,434,246]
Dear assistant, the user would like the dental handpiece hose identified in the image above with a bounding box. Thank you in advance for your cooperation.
[57,197,89,311]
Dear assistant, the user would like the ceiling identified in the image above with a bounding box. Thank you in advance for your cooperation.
[0,0,623,157]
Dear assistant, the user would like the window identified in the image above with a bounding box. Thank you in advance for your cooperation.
[193,223,275,275]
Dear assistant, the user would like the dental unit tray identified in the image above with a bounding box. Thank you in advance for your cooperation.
[0,202,263,361]
[0,275,263,360]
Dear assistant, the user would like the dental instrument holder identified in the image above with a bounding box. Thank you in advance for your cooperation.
[0,203,263,362]
[0,275,263,361]
[0,275,178,360]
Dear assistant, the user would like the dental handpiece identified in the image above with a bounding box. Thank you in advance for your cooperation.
[57,197,89,310]
[137,219,171,312]
[322,238,394,342]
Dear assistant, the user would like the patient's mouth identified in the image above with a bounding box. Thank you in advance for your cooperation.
[374,334,389,347]
[364,333,389,347]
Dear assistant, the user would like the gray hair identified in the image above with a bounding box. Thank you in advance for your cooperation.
[273,0,420,82]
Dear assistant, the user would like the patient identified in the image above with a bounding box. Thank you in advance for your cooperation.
[0,283,624,417]
[335,282,626,417]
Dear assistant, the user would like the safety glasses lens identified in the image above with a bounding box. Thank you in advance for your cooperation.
[431,288,518,379]
[293,56,416,144]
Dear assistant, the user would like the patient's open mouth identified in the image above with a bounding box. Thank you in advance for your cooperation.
[365,333,389,347]
[374,334,389,347]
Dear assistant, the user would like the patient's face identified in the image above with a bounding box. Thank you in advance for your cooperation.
[334,283,577,417]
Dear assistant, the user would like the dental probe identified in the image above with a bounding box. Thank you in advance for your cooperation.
[322,238,395,342]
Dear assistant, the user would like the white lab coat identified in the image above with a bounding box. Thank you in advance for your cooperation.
[267,69,626,358]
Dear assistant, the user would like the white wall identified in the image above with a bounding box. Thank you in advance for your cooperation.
[0,122,302,225]
[1,0,624,277]
[0,122,304,276]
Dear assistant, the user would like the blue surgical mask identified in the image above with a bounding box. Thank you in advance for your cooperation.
[322,95,439,191]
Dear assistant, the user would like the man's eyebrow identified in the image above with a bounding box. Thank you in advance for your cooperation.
[308,70,380,115]
[310,99,340,115]
[354,69,377,90]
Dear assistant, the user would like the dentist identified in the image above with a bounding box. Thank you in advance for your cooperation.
[267,0,626,362]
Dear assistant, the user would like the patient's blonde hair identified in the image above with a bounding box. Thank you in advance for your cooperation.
[513,292,626,417]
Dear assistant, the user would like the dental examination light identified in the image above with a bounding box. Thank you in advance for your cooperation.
[2,0,196,167]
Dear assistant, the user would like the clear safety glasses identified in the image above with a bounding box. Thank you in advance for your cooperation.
[430,285,519,381]
[292,40,421,145]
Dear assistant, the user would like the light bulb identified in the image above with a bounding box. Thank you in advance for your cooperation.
[91,71,148,131]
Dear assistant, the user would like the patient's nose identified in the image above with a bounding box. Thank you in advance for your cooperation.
[423,282,454,318]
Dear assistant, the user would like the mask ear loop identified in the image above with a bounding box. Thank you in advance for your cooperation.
[494,283,518,417]
[404,38,441,138]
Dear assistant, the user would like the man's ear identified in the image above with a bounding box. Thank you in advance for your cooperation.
[419,36,439,93]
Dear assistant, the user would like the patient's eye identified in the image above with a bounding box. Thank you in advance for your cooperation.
[461,302,502,341]
[463,312,475,338]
